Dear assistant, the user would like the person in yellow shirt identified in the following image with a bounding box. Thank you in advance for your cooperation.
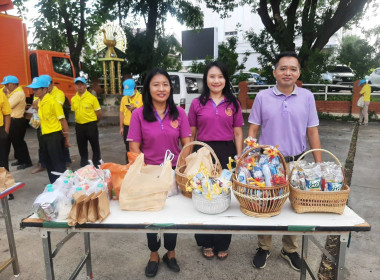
[0,86,11,171]
[71,77,102,167]
[31,75,72,174]
[358,79,372,126]
[27,76,70,183]
[119,79,142,162]
[1,75,32,170]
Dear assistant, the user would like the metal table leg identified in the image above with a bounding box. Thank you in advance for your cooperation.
[336,233,349,280]
[1,197,20,277]
[300,235,309,280]
[84,232,93,279]
[41,231,55,280]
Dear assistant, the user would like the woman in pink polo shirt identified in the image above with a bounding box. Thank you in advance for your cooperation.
[188,61,244,260]
[127,68,191,277]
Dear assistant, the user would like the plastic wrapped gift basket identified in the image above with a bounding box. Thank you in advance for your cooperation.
[175,141,222,198]
[232,144,289,217]
[192,190,231,215]
[289,149,350,214]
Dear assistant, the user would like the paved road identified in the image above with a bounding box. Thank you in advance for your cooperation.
[0,119,378,280]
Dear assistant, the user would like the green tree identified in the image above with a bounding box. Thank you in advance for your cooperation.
[123,28,183,76]
[100,0,203,72]
[207,0,371,78]
[188,36,246,76]
[32,0,111,76]
[338,35,379,79]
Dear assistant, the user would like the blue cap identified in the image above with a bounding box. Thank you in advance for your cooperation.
[74,77,87,84]
[359,79,366,86]
[27,76,50,88]
[1,75,19,85]
[39,75,52,85]
[123,79,135,96]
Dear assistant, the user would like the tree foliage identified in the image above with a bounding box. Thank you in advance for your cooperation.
[337,35,379,79]
[32,0,110,76]
[188,36,246,76]
[100,0,203,73]
[123,28,183,76]
[239,0,370,82]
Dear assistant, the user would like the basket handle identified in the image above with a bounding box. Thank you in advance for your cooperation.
[288,148,346,185]
[235,145,287,178]
[176,140,222,174]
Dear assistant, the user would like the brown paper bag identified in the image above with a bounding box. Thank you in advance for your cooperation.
[77,193,94,224]
[67,193,86,226]
[88,191,101,223]
[183,147,213,177]
[97,190,110,223]
[0,167,15,192]
[119,153,172,211]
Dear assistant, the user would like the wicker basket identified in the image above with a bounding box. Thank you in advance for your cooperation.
[289,149,350,214]
[192,191,231,214]
[175,141,222,198]
[232,145,289,218]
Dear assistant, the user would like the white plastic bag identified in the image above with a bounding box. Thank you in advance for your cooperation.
[357,96,364,108]
[167,170,179,197]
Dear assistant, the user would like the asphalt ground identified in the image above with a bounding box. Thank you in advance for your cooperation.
[0,118,378,280]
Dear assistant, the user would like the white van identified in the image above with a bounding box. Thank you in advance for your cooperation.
[168,72,204,113]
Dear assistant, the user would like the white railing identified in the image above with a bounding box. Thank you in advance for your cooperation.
[233,84,380,101]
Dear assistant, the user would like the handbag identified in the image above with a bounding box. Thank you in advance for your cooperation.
[357,96,364,108]
[119,153,172,211]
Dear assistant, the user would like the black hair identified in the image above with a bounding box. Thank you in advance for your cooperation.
[274,51,301,68]
[142,68,179,122]
[199,61,239,112]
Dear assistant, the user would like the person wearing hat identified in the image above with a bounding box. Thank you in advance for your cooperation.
[71,77,102,167]
[27,76,70,183]
[31,75,72,174]
[119,79,142,162]
[1,75,33,170]
[358,79,372,126]
[0,85,11,171]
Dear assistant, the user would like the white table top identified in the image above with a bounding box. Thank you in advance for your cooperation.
[22,192,370,233]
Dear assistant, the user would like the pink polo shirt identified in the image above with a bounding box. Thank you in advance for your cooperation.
[188,97,244,141]
[127,107,192,166]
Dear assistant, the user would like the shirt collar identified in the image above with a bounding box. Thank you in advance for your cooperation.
[40,93,52,105]
[272,85,298,96]
[76,90,89,98]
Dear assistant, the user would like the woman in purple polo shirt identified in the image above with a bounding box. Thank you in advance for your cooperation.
[127,68,191,277]
[188,61,244,260]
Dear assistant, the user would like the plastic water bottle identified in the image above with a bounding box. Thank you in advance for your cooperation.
[262,164,272,187]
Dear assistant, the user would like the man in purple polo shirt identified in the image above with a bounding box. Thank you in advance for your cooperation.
[248,51,322,271]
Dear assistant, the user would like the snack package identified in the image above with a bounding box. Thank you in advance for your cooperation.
[303,163,322,191]
[29,112,40,129]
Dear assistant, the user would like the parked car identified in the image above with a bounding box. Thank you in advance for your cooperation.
[169,72,203,113]
[368,67,380,91]
[321,65,355,91]
[232,71,257,85]
[252,73,267,85]
[169,72,236,113]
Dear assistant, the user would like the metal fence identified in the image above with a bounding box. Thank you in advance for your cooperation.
[233,84,380,101]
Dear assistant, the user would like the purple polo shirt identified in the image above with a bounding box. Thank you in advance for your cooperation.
[248,86,319,156]
[188,97,244,141]
[127,107,192,166]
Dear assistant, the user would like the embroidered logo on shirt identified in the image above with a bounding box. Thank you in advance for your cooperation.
[170,120,178,128]
[225,108,233,116]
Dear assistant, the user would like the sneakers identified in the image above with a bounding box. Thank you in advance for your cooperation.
[252,248,270,269]
[281,248,301,271]
[252,248,302,271]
